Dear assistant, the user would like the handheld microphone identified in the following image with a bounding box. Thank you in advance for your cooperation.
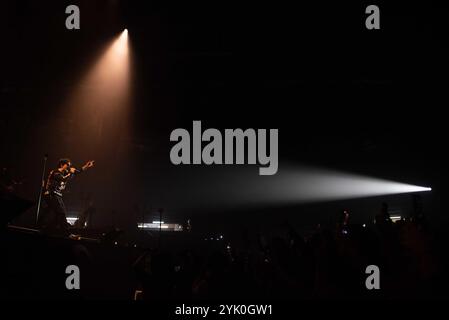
[68,165,82,174]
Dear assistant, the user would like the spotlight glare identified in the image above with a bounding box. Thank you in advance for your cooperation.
[204,165,433,206]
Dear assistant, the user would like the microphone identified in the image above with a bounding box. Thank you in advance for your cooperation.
[68,165,82,174]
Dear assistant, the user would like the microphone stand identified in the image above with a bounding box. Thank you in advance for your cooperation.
[36,154,48,226]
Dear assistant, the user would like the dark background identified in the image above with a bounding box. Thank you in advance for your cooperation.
[1,0,447,232]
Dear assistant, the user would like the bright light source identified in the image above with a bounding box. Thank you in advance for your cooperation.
[66,217,78,226]
[112,29,129,58]
[219,165,433,205]
[82,29,130,100]
[137,223,180,230]
[152,221,164,224]
[162,165,432,209]
[60,28,132,165]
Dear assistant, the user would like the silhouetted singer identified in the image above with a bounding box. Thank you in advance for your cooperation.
[38,158,94,237]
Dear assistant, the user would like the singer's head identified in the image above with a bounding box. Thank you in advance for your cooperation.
[58,158,72,170]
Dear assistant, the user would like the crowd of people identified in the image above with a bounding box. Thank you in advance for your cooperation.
[132,206,449,300]
[2,166,448,300]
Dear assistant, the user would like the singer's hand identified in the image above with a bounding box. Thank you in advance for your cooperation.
[82,160,95,171]
[70,167,77,174]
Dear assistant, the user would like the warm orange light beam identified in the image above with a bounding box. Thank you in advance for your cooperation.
[60,29,132,155]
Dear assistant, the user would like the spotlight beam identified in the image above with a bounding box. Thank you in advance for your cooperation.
[160,165,432,210]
